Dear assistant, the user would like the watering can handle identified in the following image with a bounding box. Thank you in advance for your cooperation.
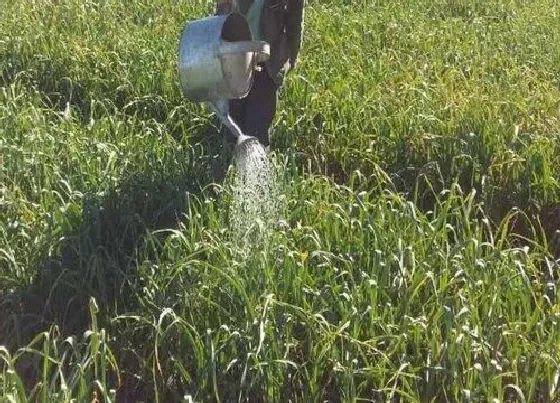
[219,41,270,64]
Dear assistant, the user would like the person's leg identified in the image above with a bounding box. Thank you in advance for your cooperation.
[242,70,277,147]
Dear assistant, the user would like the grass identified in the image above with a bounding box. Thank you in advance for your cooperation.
[1,0,559,401]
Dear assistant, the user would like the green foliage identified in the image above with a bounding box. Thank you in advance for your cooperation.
[1,0,559,401]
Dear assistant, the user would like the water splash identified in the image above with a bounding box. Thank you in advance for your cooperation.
[229,136,279,248]
[210,100,280,248]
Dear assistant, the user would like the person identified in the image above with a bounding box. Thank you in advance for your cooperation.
[216,0,304,148]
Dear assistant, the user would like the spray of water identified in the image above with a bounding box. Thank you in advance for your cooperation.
[230,136,279,248]
[211,100,280,248]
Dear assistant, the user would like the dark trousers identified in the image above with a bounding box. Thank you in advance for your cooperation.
[228,69,277,147]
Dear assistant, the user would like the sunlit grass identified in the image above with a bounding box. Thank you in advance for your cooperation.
[1,0,559,401]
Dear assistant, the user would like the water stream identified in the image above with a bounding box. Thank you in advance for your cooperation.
[211,101,279,247]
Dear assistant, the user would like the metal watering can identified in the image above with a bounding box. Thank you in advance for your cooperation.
[178,12,270,144]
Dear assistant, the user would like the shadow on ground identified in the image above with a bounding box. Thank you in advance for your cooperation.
[0,117,236,400]
[1,47,244,401]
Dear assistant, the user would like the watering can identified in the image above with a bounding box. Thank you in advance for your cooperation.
[178,12,270,143]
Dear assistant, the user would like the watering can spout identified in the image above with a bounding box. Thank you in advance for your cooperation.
[210,99,241,138]
[210,99,260,148]
[210,99,260,150]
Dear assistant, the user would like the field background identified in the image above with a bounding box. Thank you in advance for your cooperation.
[1,0,559,401]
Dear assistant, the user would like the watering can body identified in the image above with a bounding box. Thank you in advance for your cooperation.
[178,13,270,103]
